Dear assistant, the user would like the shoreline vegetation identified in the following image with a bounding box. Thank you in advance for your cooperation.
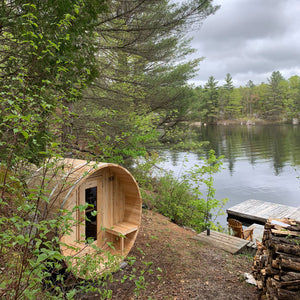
[189,72,300,127]
[2,1,298,298]
[189,117,299,126]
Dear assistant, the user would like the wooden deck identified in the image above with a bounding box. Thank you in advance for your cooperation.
[193,199,300,255]
[192,230,253,254]
[227,199,300,224]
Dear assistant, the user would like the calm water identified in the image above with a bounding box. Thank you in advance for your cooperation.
[158,124,300,227]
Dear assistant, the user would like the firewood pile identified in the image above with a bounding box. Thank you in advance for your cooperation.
[252,218,300,299]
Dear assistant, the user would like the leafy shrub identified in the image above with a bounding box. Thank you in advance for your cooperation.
[142,150,228,232]
[152,172,197,226]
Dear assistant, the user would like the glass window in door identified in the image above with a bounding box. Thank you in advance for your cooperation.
[85,187,97,241]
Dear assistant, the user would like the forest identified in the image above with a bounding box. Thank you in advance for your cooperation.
[190,71,300,124]
[0,1,222,298]
[0,0,220,167]
[1,1,299,167]
[1,0,299,298]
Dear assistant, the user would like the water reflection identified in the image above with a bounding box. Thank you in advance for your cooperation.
[197,124,300,175]
[158,124,300,226]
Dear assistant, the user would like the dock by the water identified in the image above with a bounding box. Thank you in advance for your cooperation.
[194,199,300,255]
[227,199,300,225]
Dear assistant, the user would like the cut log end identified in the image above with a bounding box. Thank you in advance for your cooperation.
[252,218,300,298]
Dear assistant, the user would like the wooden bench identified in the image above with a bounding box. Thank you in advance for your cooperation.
[105,222,138,254]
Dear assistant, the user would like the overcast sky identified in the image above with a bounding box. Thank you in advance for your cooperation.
[187,0,300,87]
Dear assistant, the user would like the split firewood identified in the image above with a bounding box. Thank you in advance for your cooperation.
[281,271,300,281]
[252,218,300,298]
[279,258,300,272]
[277,289,300,300]
[271,228,300,237]
[277,252,300,264]
[275,243,300,256]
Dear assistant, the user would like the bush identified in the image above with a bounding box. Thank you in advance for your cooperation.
[152,172,196,227]
[141,150,228,232]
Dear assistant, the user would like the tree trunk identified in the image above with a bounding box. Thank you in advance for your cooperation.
[61,101,74,155]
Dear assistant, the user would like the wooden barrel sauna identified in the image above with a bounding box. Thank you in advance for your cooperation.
[28,158,142,277]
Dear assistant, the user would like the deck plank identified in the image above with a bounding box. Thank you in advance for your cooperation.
[227,199,300,224]
[192,230,249,254]
[289,207,300,220]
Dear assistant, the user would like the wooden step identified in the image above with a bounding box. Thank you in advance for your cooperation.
[192,230,250,254]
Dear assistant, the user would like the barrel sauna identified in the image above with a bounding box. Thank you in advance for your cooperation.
[29,158,142,277]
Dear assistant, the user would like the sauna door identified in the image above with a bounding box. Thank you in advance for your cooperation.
[78,178,103,246]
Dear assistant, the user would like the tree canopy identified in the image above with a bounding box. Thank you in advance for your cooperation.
[0,0,108,165]
[0,0,220,166]
[190,71,300,124]
[71,0,219,162]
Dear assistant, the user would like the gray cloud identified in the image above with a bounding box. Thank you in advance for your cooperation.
[187,0,300,86]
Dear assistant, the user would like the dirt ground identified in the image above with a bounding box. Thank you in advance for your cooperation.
[84,209,260,299]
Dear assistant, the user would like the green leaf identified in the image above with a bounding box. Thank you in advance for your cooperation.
[36,253,48,263]
[21,130,29,139]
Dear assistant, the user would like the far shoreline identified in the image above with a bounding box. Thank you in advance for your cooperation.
[189,118,299,126]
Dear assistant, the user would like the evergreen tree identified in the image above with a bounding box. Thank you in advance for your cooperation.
[72,0,219,160]
[190,72,300,123]
[201,76,219,123]
[285,75,300,121]
[224,73,234,90]
[265,71,286,120]
[241,80,260,118]
[227,88,242,119]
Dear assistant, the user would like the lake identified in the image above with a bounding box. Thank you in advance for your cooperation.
[158,124,300,227]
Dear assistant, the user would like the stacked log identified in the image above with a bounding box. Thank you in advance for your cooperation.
[252,218,300,299]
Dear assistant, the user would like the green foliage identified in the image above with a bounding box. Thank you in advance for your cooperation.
[0,0,222,298]
[286,76,300,119]
[0,0,107,165]
[73,104,160,164]
[0,162,155,299]
[148,150,227,232]
[131,152,162,191]
[160,122,209,152]
[200,76,220,123]
[190,71,300,123]
[187,150,228,231]
[152,171,196,226]
[71,0,219,162]
[0,1,156,298]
